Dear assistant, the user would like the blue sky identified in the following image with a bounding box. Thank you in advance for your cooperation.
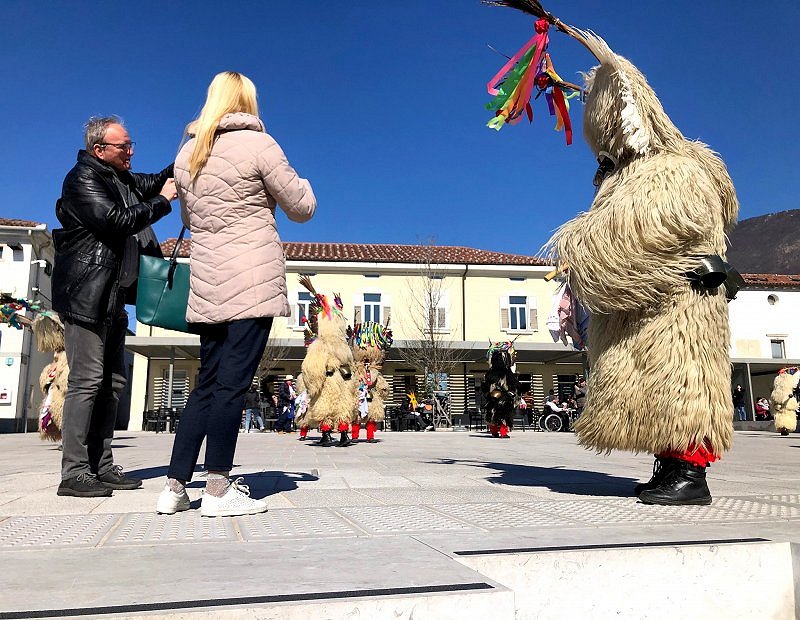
[1,1,798,256]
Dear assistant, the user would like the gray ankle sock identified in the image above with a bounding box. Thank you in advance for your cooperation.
[205,472,231,497]
[167,478,186,494]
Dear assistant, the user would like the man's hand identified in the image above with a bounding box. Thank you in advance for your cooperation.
[159,178,178,202]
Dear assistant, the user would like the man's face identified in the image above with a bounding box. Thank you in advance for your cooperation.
[93,123,133,171]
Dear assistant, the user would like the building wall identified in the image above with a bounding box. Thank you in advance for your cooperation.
[729,289,800,359]
[127,256,800,431]
[0,231,54,432]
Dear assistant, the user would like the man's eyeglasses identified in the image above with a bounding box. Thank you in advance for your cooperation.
[100,142,135,152]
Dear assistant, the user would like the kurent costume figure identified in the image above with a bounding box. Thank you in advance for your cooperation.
[481,341,521,438]
[350,322,392,443]
[1,296,66,442]
[298,276,358,447]
[770,368,799,436]
[487,1,740,505]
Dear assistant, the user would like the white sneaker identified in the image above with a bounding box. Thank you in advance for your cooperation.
[155,484,191,514]
[200,478,267,517]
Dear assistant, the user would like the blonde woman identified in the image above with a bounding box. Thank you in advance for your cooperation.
[157,72,316,517]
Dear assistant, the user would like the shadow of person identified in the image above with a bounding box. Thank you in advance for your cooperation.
[236,470,319,497]
[427,458,638,497]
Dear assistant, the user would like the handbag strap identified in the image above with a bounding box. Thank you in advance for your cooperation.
[170,227,187,265]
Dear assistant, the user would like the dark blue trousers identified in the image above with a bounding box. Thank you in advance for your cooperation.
[167,318,272,481]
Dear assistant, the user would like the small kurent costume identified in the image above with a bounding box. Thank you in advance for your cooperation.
[1,296,66,441]
[298,276,358,447]
[487,1,741,505]
[482,341,521,438]
[770,368,799,436]
[350,322,392,443]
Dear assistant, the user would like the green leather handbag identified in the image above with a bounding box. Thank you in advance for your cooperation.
[136,226,190,333]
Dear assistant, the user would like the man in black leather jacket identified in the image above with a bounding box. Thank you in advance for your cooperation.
[53,116,176,497]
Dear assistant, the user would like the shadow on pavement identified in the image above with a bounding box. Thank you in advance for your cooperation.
[427,458,637,497]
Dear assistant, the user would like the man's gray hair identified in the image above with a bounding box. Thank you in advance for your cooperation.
[84,115,124,151]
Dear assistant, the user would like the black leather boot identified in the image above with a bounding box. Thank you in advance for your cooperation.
[638,460,712,506]
[634,456,678,496]
[317,431,334,447]
[337,431,352,447]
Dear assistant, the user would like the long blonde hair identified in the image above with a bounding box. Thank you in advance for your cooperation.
[187,71,259,181]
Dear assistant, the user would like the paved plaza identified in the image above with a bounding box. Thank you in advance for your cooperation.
[0,428,799,619]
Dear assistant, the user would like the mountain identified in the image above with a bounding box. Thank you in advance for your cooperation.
[726,210,800,275]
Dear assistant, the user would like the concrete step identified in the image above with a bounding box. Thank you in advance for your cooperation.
[454,538,799,619]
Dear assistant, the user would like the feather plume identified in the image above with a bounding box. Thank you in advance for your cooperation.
[298,274,317,296]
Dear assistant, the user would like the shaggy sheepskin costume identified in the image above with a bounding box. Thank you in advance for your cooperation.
[770,368,799,436]
[481,341,521,438]
[521,13,738,504]
[350,322,392,443]
[1,298,66,441]
[549,38,738,457]
[298,277,358,447]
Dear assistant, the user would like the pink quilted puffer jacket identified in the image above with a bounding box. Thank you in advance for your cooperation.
[175,113,316,324]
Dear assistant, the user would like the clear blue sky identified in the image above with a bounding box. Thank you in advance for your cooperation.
[1,1,797,256]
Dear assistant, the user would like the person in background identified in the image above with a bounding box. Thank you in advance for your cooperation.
[733,385,747,421]
[243,386,264,432]
[754,396,771,421]
[53,115,176,497]
[573,378,587,420]
[276,375,297,434]
[157,71,316,517]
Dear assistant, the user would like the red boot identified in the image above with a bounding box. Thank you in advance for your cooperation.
[351,422,361,441]
[499,424,510,438]
[366,420,378,443]
[488,423,499,437]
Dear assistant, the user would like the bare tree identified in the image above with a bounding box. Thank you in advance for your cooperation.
[395,240,473,426]
[257,338,291,391]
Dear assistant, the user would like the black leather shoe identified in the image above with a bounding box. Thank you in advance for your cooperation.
[57,473,113,497]
[317,431,334,447]
[634,456,678,496]
[638,461,712,506]
[97,465,142,490]
[336,432,352,447]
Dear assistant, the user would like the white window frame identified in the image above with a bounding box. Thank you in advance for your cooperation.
[429,291,450,334]
[290,290,315,330]
[500,292,537,334]
[353,291,391,326]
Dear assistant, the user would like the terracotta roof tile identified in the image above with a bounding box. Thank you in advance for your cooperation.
[161,239,546,266]
[0,218,44,228]
[159,239,800,285]
[741,274,800,289]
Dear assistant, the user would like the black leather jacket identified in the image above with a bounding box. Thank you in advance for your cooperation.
[52,150,173,323]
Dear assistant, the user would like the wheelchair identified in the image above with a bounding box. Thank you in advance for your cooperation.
[540,407,579,432]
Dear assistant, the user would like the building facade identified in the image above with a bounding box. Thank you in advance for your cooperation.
[0,219,55,433]
[124,240,800,432]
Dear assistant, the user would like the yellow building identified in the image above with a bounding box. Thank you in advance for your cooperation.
[125,241,586,431]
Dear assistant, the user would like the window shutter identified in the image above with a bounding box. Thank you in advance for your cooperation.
[437,307,446,329]
[500,307,510,329]
[291,304,298,327]
[354,306,362,324]
[529,308,538,330]
[382,306,391,325]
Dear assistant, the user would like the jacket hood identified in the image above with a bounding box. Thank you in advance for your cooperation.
[185,112,265,137]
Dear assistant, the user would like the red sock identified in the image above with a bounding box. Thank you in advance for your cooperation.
[320,424,332,432]
[488,424,498,435]
[658,440,719,468]
[299,426,308,438]
[337,422,349,433]
[351,422,360,439]
[499,424,509,437]
[366,420,377,440]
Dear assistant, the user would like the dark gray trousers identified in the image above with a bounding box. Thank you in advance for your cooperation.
[60,313,128,480]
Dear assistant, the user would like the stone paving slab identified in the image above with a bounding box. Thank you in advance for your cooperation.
[0,429,797,617]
